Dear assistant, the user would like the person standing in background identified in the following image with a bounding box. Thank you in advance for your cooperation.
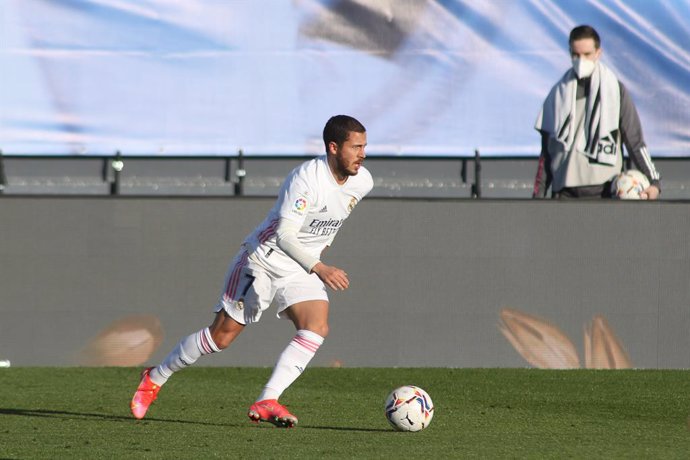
[533,25,660,199]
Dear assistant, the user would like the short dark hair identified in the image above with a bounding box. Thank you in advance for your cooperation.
[323,115,366,151]
[569,25,601,49]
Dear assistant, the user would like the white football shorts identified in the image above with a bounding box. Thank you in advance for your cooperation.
[214,247,328,325]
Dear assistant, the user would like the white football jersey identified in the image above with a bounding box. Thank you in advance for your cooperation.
[243,155,373,276]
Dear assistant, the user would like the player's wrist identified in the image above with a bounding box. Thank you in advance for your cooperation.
[309,261,324,274]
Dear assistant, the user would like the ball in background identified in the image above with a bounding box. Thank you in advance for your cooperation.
[611,170,650,199]
[385,385,434,432]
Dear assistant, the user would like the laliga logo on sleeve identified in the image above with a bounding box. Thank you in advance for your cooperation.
[294,197,308,212]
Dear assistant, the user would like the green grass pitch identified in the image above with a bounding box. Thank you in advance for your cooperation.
[1,368,690,458]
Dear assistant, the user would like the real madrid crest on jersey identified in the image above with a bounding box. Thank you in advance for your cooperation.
[347,197,358,213]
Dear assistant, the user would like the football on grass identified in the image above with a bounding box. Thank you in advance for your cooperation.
[385,385,434,432]
[611,170,650,199]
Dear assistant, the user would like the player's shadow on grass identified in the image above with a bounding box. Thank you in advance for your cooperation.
[0,408,236,427]
[0,408,391,432]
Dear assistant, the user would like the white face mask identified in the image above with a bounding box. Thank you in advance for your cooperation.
[572,57,595,79]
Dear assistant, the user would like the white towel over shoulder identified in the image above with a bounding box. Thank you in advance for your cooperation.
[535,61,620,165]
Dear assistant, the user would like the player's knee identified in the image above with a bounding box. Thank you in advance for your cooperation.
[209,317,244,349]
[310,323,329,338]
[212,332,232,350]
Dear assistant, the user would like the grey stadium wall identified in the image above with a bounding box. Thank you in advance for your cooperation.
[1,197,689,369]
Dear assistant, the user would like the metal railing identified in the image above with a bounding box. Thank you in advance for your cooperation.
[3,150,684,199]
[0,149,485,197]
[0,150,6,195]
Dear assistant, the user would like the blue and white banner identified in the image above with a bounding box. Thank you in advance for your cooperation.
[1,0,689,156]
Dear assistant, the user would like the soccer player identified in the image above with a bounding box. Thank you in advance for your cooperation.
[130,115,372,427]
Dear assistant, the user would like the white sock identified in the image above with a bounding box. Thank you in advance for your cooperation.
[257,329,324,402]
[149,327,220,386]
